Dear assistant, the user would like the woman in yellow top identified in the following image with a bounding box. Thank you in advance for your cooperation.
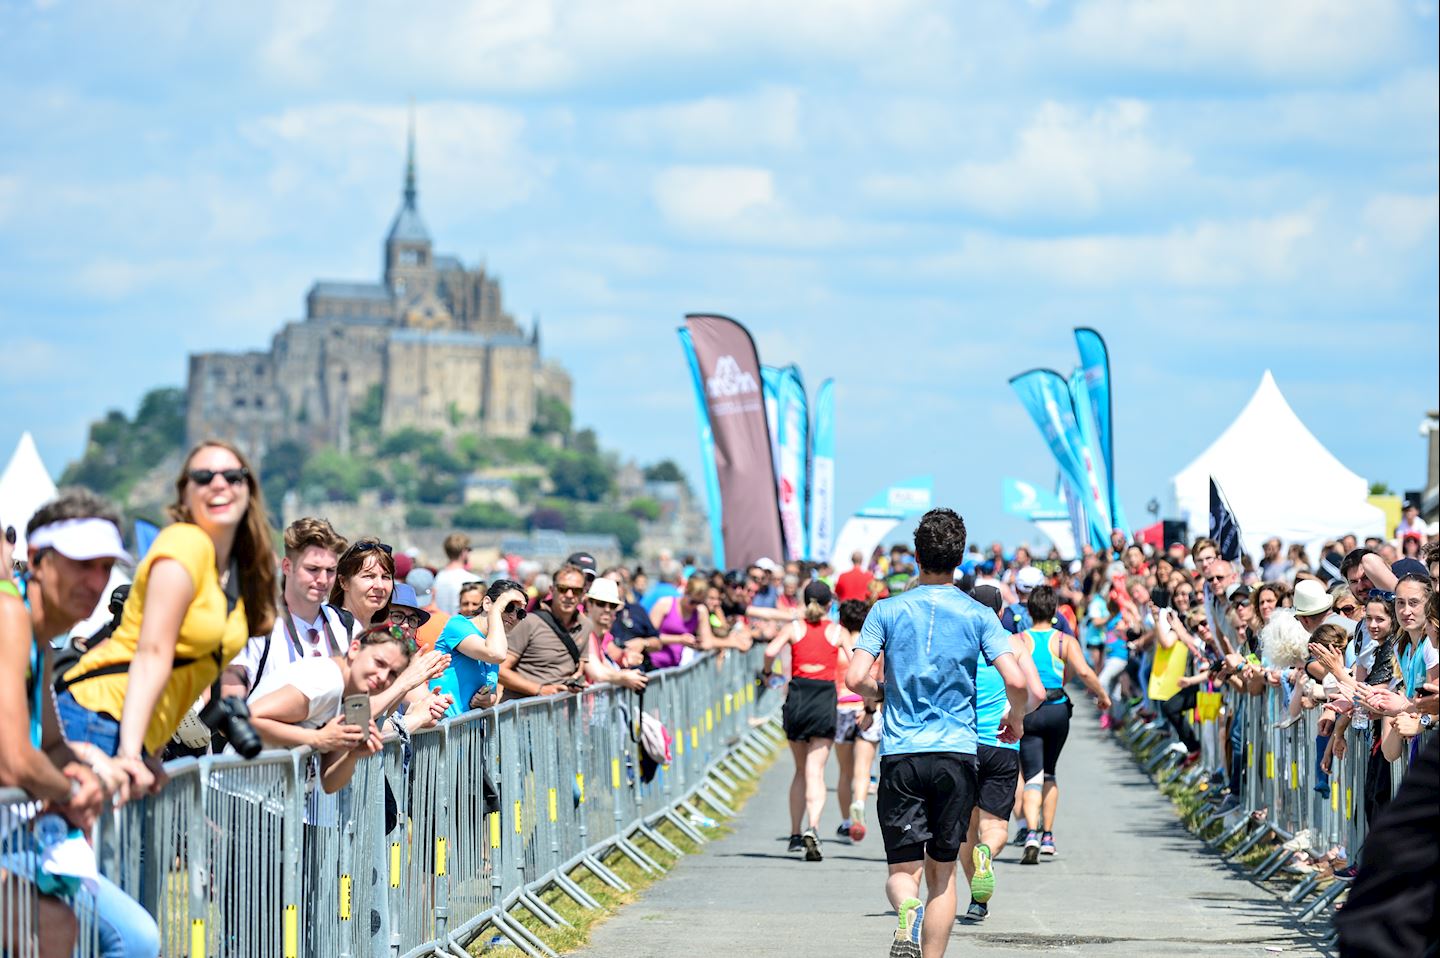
[56,440,277,792]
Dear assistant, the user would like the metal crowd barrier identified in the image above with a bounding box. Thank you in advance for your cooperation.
[1117,681,1432,941]
[0,646,778,958]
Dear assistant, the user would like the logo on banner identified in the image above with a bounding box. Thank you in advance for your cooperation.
[707,356,758,398]
[706,355,762,417]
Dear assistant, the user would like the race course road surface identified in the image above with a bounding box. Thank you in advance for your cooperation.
[577,709,1329,957]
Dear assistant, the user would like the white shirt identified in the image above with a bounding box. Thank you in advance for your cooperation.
[432,566,473,615]
[232,604,348,699]
[249,657,346,730]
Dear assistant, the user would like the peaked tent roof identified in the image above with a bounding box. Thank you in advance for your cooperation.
[1170,371,1384,556]
[0,432,59,554]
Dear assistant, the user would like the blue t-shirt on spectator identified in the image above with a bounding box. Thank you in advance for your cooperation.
[432,615,500,719]
[641,582,680,613]
[856,585,1013,758]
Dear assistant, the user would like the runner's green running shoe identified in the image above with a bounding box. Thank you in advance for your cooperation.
[970,843,995,903]
[889,897,923,958]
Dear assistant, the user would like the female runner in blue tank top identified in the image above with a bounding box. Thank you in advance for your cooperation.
[1017,585,1111,863]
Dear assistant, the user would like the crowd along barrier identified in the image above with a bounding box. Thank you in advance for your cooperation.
[1116,682,1432,947]
[0,646,780,958]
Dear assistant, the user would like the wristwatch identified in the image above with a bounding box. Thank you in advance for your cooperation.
[1421,713,1434,729]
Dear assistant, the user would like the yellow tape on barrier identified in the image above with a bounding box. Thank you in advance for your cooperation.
[284,905,298,958]
[190,919,206,958]
[747,683,755,703]
[1265,753,1275,780]
[691,725,698,750]
[515,800,523,832]
[489,812,501,849]
[1346,787,1353,820]
[612,757,621,789]
[548,788,558,822]
[1289,762,1298,790]
[706,708,713,732]
[1330,782,1339,813]
[389,842,401,887]
[724,693,732,715]
[577,773,585,804]
[436,837,447,876]
[339,875,352,920]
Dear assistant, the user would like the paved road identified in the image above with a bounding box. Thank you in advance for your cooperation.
[579,709,1327,957]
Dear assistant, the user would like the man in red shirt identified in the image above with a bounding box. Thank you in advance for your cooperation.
[835,551,875,603]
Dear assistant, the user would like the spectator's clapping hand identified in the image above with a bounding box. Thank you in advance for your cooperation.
[312,715,366,754]
[1393,711,1421,738]
[1361,687,1411,717]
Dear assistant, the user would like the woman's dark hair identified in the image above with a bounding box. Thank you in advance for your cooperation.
[837,599,869,633]
[169,439,277,636]
[329,538,396,608]
[913,508,967,573]
[486,578,524,603]
[1025,585,1058,625]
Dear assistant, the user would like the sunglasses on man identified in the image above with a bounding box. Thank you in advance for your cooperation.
[188,468,250,487]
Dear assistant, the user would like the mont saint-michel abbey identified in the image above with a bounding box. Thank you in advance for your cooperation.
[185,125,571,460]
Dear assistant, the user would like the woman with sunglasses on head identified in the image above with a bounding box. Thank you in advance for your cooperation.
[57,441,276,794]
[328,541,451,723]
[432,578,533,715]
[246,624,408,793]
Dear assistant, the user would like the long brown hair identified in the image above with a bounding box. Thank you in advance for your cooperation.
[168,439,277,636]
[330,537,396,615]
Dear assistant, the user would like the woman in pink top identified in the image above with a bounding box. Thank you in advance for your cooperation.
[644,577,714,670]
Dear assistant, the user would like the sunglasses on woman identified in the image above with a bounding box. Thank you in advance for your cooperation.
[1335,602,1359,616]
[188,468,250,487]
[349,540,394,557]
[1367,589,1395,602]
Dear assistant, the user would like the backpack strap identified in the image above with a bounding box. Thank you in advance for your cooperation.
[55,656,199,695]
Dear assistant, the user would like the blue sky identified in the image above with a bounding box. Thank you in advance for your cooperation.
[2,0,1437,547]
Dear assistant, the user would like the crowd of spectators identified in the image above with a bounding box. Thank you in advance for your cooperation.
[2,440,1436,954]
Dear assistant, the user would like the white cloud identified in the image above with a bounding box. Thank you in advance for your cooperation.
[1058,0,1413,81]
[243,101,546,216]
[1361,192,1439,250]
[651,165,853,248]
[612,88,803,154]
[864,99,1191,218]
[910,211,1320,289]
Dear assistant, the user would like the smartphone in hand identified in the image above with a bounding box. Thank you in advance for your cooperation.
[342,694,371,728]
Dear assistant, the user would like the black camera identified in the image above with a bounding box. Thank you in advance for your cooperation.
[200,695,263,759]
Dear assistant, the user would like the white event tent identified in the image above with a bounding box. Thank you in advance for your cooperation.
[1170,371,1384,559]
[0,432,59,554]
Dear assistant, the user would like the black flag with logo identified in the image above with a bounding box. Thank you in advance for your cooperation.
[1209,477,1243,562]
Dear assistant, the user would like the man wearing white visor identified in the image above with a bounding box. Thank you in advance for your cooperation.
[0,489,160,957]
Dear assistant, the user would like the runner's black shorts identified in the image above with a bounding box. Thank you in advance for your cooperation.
[782,676,838,741]
[974,745,1021,818]
[878,751,978,864]
[1020,699,1072,780]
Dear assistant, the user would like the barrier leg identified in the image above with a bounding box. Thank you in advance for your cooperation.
[579,853,631,892]
[694,788,737,819]
[1286,872,1321,904]
[616,834,664,873]
[636,822,683,858]
[519,890,569,928]
[1299,881,1347,923]
[664,808,709,844]
[491,909,558,958]
[554,872,602,911]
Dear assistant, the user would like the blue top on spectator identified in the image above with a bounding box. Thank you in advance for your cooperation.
[432,616,499,719]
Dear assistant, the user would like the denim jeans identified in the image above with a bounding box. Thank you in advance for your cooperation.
[84,875,162,958]
[55,690,121,756]
[53,692,161,956]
